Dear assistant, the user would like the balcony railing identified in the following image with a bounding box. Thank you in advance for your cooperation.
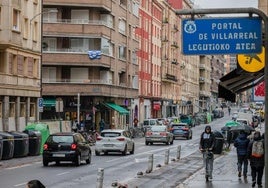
[42,78,113,84]
[43,18,113,28]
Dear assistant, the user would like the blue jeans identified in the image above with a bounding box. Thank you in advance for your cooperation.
[203,152,214,178]
[237,155,248,175]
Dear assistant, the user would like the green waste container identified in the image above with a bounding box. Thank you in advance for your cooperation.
[24,123,50,154]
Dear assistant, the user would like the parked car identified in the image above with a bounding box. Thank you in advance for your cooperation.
[169,123,193,140]
[179,114,195,127]
[95,129,135,156]
[143,118,162,129]
[145,125,174,145]
[231,111,238,121]
[42,132,92,166]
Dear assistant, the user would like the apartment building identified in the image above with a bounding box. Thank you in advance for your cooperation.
[137,0,163,121]
[41,0,139,130]
[199,55,212,111]
[178,0,200,115]
[0,0,42,131]
[160,0,182,118]
[210,55,225,106]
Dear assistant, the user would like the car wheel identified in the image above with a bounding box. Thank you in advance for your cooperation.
[166,141,169,145]
[145,141,149,145]
[130,144,135,154]
[122,145,127,155]
[170,139,174,145]
[86,152,91,164]
[173,136,176,140]
[43,159,49,167]
[56,161,60,165]
[75,154,81,166]
[104,151,108,155]
[95,150,100,156]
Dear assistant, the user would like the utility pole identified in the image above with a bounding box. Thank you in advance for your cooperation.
[176,8,268,188]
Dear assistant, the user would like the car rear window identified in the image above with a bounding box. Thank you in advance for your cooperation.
[150,126,166,132]
[48,135,74,143]
[101,132,121,137]
[172,125,185,129]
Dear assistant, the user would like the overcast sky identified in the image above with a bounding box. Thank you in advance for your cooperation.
[193,0,258,9]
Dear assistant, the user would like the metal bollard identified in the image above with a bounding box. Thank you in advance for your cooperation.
[96,168,104,188]
[177,145,181,160]
[165,149,170,165]
[147,154,154,173]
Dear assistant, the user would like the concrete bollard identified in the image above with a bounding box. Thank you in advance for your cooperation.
[177,145,181,160]
[165,149,170,165]
[96,168,104,188]
[147,154,154,173]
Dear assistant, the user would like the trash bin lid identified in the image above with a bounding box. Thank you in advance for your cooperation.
[23,130,41,137]
[0,131,14,139]
[8,131,29,138]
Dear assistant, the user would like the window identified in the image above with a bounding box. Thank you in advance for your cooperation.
[20,102,26,117]
[23,18,28,38]
[30,102,35,117]
[118,46,126,60]
[132,1,139,17]
[33,21,38,41]
[13,9,20,31]
[33,58,38,78]
[9,102,15,117]
[100,14,114,28]
[23,57,28,76]
[118,19,126,35]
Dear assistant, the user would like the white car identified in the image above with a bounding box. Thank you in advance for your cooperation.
[95,129,135,156]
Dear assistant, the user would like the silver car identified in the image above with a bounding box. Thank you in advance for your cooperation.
[145,125,174,145]
[95,129,135,156]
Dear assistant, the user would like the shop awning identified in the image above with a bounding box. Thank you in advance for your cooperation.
[43,98,56,107]
[104,103,129,115]
[219,68,264,102]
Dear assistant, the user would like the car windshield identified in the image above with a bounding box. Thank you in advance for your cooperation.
[150,126,166,132]
[48,135,74,143]
[101,132,121,137]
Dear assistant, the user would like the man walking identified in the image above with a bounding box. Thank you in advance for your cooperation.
[247,131,265,188]
[199,125,216,181]
[234,130,250,178]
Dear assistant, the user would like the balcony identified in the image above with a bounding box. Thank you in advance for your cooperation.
[162,17,168,23]
[171,59,178,65]
[162,74,178,82]
[171,41,179,48]
[43,0,112,12]
[43,20,114,36]
[42,82,138,99]
[42,52,114,68]
[199,77,205,83]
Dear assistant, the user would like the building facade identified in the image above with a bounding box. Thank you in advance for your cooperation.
[0,0,42,131]
[41,0,139,130]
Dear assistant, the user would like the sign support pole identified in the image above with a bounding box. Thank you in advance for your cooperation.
[176,8,268,188]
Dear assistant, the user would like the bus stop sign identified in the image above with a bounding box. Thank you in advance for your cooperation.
[182,17,262,55]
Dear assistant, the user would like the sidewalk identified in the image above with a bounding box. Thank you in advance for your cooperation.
[179,146,263,188]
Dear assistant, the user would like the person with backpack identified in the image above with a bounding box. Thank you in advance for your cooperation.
[199,125,216,181]
[247,131,265,188]
[234,131,250,178]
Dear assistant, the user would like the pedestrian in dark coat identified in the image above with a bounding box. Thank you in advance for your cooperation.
[234,131,250,178]
[199,125,216,181]
[247,131,265,188]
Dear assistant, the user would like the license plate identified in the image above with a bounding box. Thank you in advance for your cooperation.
[104,144,113,147]
[53,154,65,157]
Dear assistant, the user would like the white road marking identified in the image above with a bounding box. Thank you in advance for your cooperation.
[14,182,27,187]
[57,171,71,176]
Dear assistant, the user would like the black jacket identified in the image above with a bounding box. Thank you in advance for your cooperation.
[247,136,265,167]
[199,126,215,150]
